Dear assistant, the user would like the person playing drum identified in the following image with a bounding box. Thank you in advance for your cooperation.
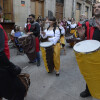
[58,21,66,55]
[77,2,100,98]
[41,16,61,76]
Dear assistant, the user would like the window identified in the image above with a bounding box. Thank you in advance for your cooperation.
[56,0,64,4]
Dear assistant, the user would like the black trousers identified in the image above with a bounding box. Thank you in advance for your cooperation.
[0,68,26,100]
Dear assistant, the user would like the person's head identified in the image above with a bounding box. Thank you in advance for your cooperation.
[48,16,56,27]
[16,26,20,32]
[29,14,35,23]
[63,17,66,21]
[80,14,86,21]
[46,16,48,20]
[27,18,31,23]
[14,25,18,32]
[20,27,23,32]
[93,3,100,17]
[71,17,75,23]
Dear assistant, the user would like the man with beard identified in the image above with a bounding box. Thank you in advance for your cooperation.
[28,14,40,66]
[77,3,100,98]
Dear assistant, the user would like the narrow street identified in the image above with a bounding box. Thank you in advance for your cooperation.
[4,44,98,100]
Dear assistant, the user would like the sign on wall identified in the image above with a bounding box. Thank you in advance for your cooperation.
[21,1,25,6]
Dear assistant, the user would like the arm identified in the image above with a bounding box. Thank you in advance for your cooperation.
[48,29,60,45]
[59,26,65,35]
[0,28,21,75]
[32,23,40,37]
[40,29,48,39]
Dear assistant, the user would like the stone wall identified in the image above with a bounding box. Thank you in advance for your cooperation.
[13,0,31,28]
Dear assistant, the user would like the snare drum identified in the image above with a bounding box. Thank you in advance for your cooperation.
[73,40,100,99]
[40,42,54,72]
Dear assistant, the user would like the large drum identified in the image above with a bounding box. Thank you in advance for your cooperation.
[18,34,36,61]
[40,42,54,72]
[73,40,100,99]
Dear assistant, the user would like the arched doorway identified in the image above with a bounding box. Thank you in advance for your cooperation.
[56,0,64,20]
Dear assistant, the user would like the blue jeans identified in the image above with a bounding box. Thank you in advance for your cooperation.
[36,52,40,62]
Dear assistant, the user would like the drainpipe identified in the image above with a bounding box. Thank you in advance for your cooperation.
[72,0,76,19]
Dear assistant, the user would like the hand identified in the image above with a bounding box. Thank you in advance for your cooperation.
[41,31,46,36]
[76,26,85,38]
[27,32,33,35]
[96,20,100,30]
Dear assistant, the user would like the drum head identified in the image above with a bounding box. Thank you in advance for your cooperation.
[40,42,53,47]
[73,40,100,53]
[19,35,28,38]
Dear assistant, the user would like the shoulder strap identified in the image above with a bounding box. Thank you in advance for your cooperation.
[86,21,90,40]
[53,26,61,36]
[86,21,95,40]
[90,27,95,39]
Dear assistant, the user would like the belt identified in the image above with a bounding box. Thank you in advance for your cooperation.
[71,28,76,30]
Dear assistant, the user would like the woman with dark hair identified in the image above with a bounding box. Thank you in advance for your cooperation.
[41,16,61,76]
[24,18,31,32]
[69,18,77,47]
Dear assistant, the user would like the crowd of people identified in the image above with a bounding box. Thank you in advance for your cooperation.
[0,2,100,100]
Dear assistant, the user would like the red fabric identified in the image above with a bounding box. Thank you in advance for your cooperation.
[0,24,10,59]
[27,24,31,32]
[90,27,95,39]
[35,37,39,52]
[77,22,82,26]
[86,22,90,40]
[86,22,95,40]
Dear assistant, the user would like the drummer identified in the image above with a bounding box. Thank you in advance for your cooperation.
[70,18,77,47]
[28,14,40,66]
[58,21,66,55]
[41,16,61,76]
[77,2,100,98]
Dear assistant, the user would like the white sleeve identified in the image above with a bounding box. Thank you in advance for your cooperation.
[60,26,65,35]
[40,29,48,39]
[24,23,27,28]
[11,30,15,35]
[48,29,60,45]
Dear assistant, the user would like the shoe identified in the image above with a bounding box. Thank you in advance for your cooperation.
[28,60,36,64]
[37,61,40,66]
[80,90,91,98]
[56,72,60,76]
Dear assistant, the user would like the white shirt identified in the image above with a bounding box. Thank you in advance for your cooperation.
[59,26,65,35]
[70,24,77,29]
[24,23,27,28]
[11,30,15,35]
[41,29,60,45]
[67,21,71,29]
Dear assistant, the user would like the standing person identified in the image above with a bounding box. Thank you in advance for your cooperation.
[40,17,61,76]
[58,22,66,55]
[25,18,31,32]
[77,3,100,98]
[29,14,40,66]
[0,6,26,100]
[69,18,77,47]
[77,14,88,27]
[44,16,49,29]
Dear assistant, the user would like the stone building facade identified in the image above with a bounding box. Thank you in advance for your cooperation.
[13,0,93,27]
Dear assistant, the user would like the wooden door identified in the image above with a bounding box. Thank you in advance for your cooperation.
[56,3,63,20]
[31,0,44,19]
